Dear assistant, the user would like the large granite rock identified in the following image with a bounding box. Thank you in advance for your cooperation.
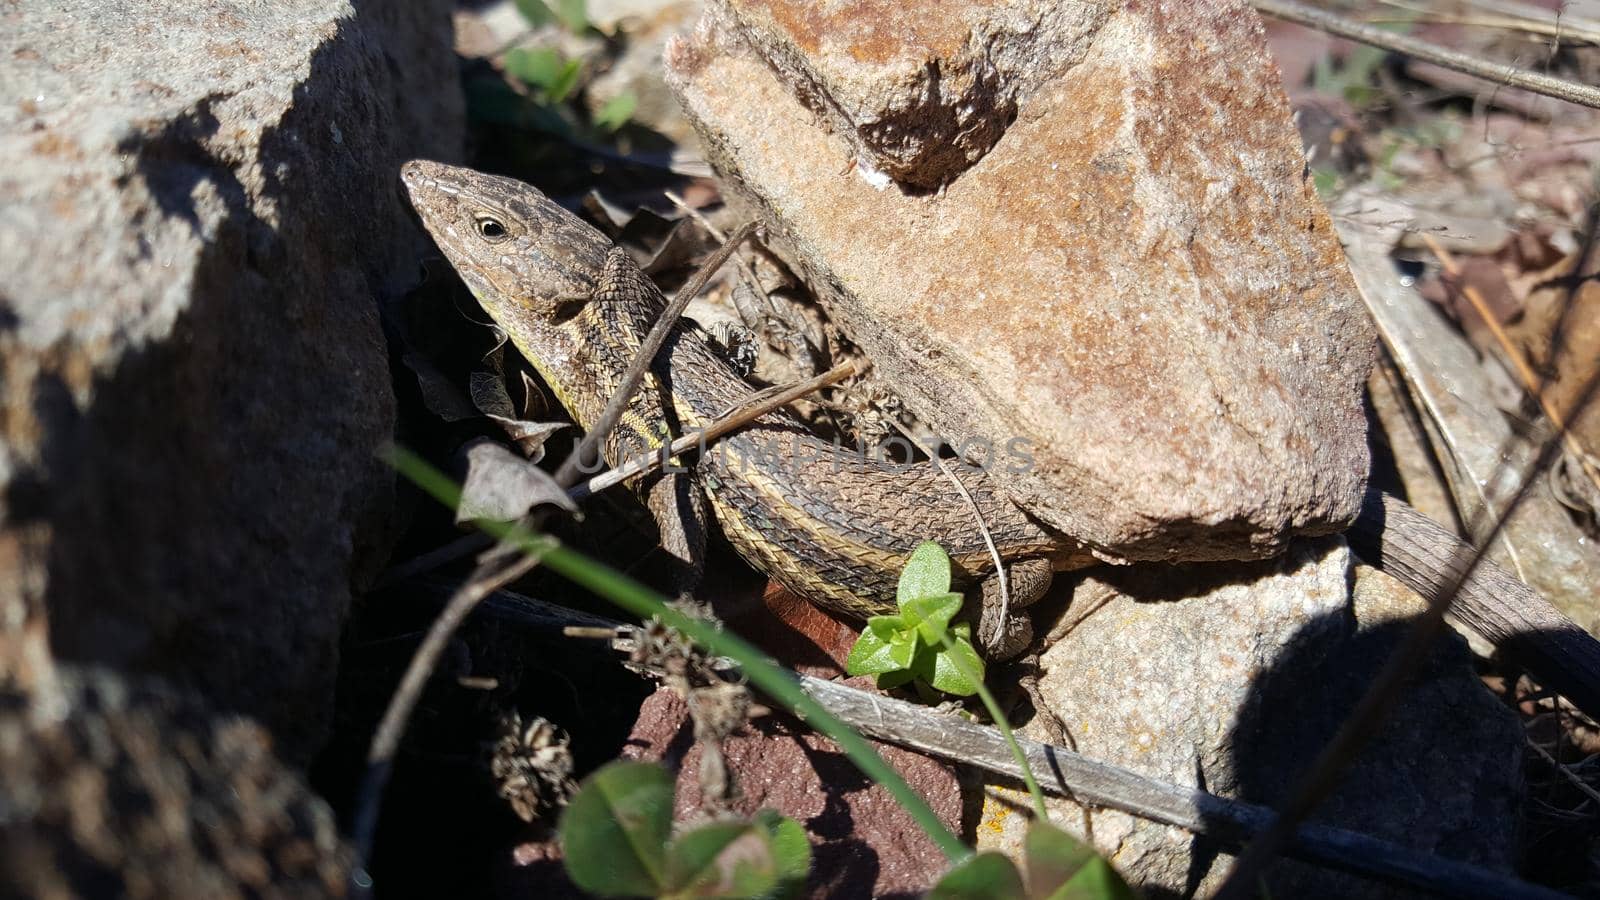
[0,0,462,759]
[979,543,1524,896]
[0,667,351,898]
[667,0,1375,563]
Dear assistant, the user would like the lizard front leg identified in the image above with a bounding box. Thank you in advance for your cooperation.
[646,470,710,606]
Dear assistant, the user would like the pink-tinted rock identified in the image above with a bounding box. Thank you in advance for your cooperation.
[668,0,1375,563]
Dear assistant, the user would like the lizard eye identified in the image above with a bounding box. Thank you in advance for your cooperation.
[475,215,509,242]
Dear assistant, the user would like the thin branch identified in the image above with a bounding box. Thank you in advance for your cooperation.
[374,223,761,587]
[364,361,859,845]
[1370,0,1600,44]
[797,676,1566,900]
[569,360,864,500]
[1364,13,1600,45]
[1250,0,1600,109]
[664,190,822,375]
[663,190,771,314]
[374,532,491,589]
[352,224,758,887]
[1526,737,1600,807]
[550,221,758,487]
[382,361,862,588]
[351,550,543,872]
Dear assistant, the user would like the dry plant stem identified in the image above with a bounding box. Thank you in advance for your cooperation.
[933,632,1048,820]
[1371,346,1466,534]
[1370,0,1600,44]
[1249,0,1600,109]
[475,588,1560,898]
[377,223,761,583]
[375,531,491,589]
[1366,13,1600,44]
[1470,0,1600,28]
[1422,231,1600,495]
[351,549,543,874]
[664,190,819,373]
[569,360,864,501]
[1525,737,1600,807]
[1352,490,1600,714]
[1215,369,1600,898]
[663,191,768,305]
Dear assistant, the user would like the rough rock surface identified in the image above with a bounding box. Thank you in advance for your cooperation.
[668,0,1375,563]
[0,0,462,759]
[0,667,351,898]
[716,0,1116,188]
[977,543,1523,896]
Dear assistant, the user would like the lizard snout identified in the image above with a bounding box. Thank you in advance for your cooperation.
[399,159,451,193]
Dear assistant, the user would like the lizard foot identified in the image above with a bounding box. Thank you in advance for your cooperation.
[962,558,1054,661]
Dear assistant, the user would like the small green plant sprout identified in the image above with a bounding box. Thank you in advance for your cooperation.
[504,46,583,105]
[499,0,635,134]
[845,541,985,696]
[928,820,1136,900]
[560,761,811,899]
[515,0,589,34]
[593,91,639,133]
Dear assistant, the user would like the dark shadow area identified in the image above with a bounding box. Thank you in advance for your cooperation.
[315,178,670,899]
[1214,607,1524,897]
[7,0,475,895]
[772,718,890,899]
[38,0,435,761]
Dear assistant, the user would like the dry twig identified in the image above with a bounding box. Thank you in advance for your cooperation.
[1215,369,1600,898]
[569,360,863,500]
[1250,0,1600,109]
[1421,231,1600,498]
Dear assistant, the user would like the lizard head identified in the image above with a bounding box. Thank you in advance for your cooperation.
[401,160,611,391]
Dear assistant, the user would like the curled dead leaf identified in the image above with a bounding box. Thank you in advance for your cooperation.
[456,438,577,524]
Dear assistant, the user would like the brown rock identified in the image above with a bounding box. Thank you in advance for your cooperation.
[668,0,1375,563]
[712,0,1116,188]
[0,0,462,759]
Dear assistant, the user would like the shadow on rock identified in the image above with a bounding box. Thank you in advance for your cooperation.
[1218,606,1523,897]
